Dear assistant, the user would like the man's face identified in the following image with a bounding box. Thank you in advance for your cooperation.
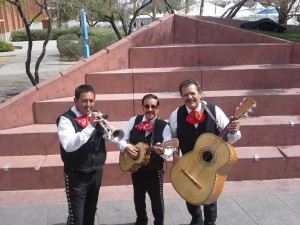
[74,91,95,115]
[142,98,159,121]
[181,84,202,110]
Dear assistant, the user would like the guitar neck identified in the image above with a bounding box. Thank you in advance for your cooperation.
[145,139,179,153]
[216,97,256,140]
[218,117,235,140]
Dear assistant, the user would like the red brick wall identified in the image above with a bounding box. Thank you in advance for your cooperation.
[0,0,47,40]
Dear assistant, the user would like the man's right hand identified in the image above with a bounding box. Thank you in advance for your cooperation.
[124,144,140,159]
[90,111,101,128]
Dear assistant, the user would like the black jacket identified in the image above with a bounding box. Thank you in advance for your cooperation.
[56,109,106,173]
[129,115,167,171]
[177,103,220,155]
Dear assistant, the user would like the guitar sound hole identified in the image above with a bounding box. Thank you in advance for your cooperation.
[201,150,214,164]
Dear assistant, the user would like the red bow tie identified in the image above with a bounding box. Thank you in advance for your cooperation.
[135,121,154,131]
[75,115,90,128]
[186,111,206,125]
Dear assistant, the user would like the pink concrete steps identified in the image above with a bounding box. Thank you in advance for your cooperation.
[0,152,129,191]
[0,122,126,156]
[0,145,299,191]
[33,94,136,123]
[86,64,300,94]
[129,43,292,68]
[33,89,300,124]
[237,115,300,147]
[0,116,299,157]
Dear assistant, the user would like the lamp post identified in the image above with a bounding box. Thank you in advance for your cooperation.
[80,8,90,58]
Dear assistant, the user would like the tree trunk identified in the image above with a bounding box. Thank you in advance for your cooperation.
[7,0,51,86]
[199,0,205,16]
[185,0,189,14]
[152,0,157,20]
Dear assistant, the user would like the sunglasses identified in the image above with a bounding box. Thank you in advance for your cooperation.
[143,104,158,109]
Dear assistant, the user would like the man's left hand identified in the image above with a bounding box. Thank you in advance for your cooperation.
[228,117,240,134]
[153,143,165,155]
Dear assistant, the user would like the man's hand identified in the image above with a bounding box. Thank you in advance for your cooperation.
[90,111,101,128]
[153,142,165,155]
[228,117,240,134]
[124,144,140,159]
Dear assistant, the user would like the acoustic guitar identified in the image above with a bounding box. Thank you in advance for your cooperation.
[119,138,179,172]
[170,97,256,205]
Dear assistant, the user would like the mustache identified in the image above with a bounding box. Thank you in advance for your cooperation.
[146,111,155,115]
[186,99,195,103]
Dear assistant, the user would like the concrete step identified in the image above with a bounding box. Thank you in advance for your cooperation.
[236,115,300,147]
[0,152,129,191]
[33,89,300,124]
[0,115,299,156]
[33,93,136,123]
[0,122,126,156]
[86,64,300,94]
[129,43,292,68]
[0,145,299,191]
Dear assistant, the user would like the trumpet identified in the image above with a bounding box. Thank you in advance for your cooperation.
[88,108,124,143]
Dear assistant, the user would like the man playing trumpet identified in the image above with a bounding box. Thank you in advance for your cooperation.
[56,84,107,225]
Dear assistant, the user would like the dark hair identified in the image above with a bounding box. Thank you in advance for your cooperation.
[142,94,160,106]
[179,79,201,95]
[75,85,95,99]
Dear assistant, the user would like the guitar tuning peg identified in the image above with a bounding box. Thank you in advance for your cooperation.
[252,103,257,108]
[244,112,249,117]
[248,108,253,113]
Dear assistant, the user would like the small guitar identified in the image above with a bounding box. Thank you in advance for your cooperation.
[171,97,256,205]
[119,138,179,172]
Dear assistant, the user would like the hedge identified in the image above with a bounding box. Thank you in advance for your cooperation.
[0,40,14,52]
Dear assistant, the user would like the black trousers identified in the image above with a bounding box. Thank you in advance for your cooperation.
[186,201,217,225]
[64,168,103,225]
[131,169,164,225]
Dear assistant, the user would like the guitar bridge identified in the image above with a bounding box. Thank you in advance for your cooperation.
[181,168,202,190]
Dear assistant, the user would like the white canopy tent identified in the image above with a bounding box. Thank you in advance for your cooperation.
[177,1,225,17]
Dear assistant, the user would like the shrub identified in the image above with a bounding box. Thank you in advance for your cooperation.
[11,29,28,41]
[51,27,82,40]
[57,34,82,60]
[11,27,119,42]
[11,29,50,41]
[11,26,119,59]
[87,36,110,55]
[11,27,82,41]
[0,40,14,52]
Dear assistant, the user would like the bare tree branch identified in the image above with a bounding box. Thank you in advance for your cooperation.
[6,0,52,86]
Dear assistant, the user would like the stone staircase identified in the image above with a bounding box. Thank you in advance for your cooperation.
[0,15,300,192]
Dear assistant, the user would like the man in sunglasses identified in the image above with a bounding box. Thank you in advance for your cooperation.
[117,94,176,225]
[168,79,241,225]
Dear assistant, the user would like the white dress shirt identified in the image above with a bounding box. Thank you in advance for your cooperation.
[168,101,241,144]
[117,115,176,159]
[57,106,96,152]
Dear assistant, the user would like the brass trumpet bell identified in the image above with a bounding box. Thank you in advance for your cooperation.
[103,127,124,143]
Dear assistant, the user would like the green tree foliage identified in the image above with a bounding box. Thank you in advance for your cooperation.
[55,0,176,39]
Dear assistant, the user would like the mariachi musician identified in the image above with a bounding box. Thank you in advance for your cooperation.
[117,94,176,225]
[168,80,241,225]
